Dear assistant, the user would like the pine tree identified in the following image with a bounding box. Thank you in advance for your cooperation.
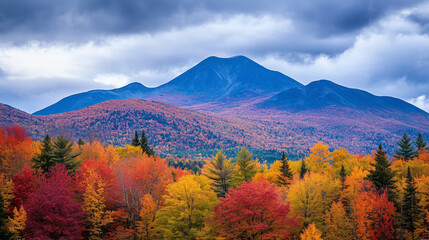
[51,135,81,172]
[365,144,397,203]
[204,151,234,197]
[299,160,308,179]
[0,192,10,239]
[77,138,85,147]
[414,133,427,158]
[32,134,55,173]
[394,133,415,161]
[131,131,140,147]
[235,146,257,182]
[140,130,155,156]
[402,167,422,236]
[277,152,293,186]
[414,133,427,150]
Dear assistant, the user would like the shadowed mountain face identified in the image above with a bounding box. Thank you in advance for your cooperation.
[259,80,426,114]
[4,56,429,158]
[34,56,302,115]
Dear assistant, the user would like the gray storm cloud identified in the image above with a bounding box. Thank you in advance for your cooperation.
[0,0,428,113]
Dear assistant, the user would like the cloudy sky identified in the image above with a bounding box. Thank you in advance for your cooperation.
[1,0,429,113]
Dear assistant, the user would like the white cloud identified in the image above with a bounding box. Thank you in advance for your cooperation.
[93,73,129,88]
[408,95,429,112]
[1,6,429,113]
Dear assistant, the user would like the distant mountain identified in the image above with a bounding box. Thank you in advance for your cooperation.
[33,82,150,115]
[5,56,429,158]
[259,80,427,114]
[34,56,301,115]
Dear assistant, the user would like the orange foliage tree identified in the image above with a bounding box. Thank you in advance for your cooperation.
[0,126,33,178]
[115,155,172,230]
[354,190,395,240]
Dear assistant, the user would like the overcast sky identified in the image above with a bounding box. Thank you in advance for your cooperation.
[1,0,429,113]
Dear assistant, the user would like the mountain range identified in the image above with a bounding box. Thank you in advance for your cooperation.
[3,56,429,159]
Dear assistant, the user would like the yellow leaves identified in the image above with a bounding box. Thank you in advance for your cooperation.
[156,175,218,239]
[82,167,113,240]
[287,172,340,229]
[115,144,143,159]
[137,194,156,240]
[0,173,13,210]
[324,202,357,240]
[300,223,323,240]
[7,206,27,240]
[305,142,333,174]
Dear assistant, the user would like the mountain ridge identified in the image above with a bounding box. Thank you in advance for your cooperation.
[259,79,427,114]
[34,55,302,115]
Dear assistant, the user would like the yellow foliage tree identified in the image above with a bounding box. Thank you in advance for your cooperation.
[305,142,333,174]
[0,173,13,210]
[7,206,27,240]
[155,175,218,239]
[300,223,323,240]
[287,172,339,230]
[82,168,113,240]
[115,145,143,159]
[332,148,373,176]
[137,194,156,240]
[415,175,429,237]
[324,201,357,240]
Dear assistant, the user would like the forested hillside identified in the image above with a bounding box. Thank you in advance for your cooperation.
[0,125,428,239]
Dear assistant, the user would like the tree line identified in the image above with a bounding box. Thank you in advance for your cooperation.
[0,125,428,239]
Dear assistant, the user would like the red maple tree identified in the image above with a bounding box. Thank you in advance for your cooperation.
[25,165,85,240]
[211,180,299,240]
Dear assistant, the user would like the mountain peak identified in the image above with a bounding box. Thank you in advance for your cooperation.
[34,55,302,114]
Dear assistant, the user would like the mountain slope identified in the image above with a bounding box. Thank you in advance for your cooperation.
[33,82,150,115]
[34,56,301,115]
[259,80,426,114]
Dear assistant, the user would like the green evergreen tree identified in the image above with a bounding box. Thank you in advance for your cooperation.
[277,152,293,186]
[235,146,257,182]
[414,133,427,158]
[139,130,155,156]
[204,151,234,197]
[340,164,347,191]
[365,144,397,203]
[77,138,84,148]
[131,131,140,147]
[51,135,81,172]
[32,134,55,173]
[402,167,422,237]
[414,133,427,150]
[394,133,415,161]
[0,192,10,239]
[299,159,308,179]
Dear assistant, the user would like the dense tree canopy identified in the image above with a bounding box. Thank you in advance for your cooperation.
[1,126,429,240]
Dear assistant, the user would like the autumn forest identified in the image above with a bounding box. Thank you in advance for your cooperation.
[0,125,427,240]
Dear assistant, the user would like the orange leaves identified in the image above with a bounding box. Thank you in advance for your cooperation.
[115,154,172,226]
[354,190,395,240]
[0,126,33,178]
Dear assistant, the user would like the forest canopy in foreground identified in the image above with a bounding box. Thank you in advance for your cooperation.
[0,125,428,240]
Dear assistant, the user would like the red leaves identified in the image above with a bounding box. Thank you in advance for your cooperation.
[11,167,38,211]
[0,125,33,177]
[354,190,395,240]
[25,165,85,240]
[211,180,299,239]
